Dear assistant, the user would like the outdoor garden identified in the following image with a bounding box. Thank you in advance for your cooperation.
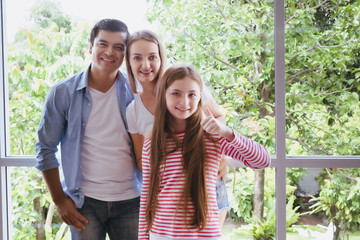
[6,0,360,239]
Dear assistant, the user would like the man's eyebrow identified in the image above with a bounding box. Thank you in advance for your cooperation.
[97,40,124,47]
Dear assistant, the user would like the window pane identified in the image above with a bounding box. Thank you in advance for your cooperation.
[9,167,70,239]
[223,167,275,239]
[287,168,360,239]
[285,1,360,155]
[5,0,155,156]
[146,0,276,155]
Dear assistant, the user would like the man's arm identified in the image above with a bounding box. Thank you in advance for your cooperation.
[42,168,88,231]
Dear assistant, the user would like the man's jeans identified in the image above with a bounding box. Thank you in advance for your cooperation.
[70,196,140,240]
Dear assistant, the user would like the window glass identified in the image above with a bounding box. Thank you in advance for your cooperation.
[286,168,360,239]
[285,0,360,156]
[9,167,70,239]
[5,0,155,156]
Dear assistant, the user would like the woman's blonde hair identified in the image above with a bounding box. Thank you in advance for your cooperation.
[145,64,213,231]
[125,30,167,93]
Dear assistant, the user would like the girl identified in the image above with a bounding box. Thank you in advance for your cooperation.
[138,64,271,239]
[125,30,230,227]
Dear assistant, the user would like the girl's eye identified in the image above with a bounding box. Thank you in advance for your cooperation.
[149,55,158,60]
[172,92,180,96]
[189,93,196,97]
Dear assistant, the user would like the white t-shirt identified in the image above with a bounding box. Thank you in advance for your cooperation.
[126,94,154,136]
[81,82,139,201]
[126,85,212,137]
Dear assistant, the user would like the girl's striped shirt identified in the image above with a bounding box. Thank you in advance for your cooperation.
[138,130,271,239]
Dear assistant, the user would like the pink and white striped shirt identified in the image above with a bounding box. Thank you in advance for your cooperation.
[138,130,271,239]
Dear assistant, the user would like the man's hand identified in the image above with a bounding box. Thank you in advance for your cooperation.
[55,196,88,231]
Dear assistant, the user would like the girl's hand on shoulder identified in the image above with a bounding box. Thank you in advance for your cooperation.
[201,108,234,141]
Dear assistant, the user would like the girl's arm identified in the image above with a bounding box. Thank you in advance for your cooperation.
[130,133,144,170]
[202,110,271,169]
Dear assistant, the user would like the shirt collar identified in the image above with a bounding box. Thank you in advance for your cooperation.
[76,64,91,91]
[76,64,126,91]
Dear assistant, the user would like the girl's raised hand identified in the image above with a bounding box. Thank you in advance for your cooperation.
[201,108,235,141]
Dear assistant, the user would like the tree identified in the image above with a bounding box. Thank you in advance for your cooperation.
[29,0,72,32]
[146,0,360,238]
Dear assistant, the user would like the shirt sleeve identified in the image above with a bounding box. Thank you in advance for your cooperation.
[219,131,271,169]
[138,138,151,239]
[35,85,67,171]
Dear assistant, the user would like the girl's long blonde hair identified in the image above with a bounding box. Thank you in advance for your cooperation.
[145,64,212,231]
[125,30,167,94]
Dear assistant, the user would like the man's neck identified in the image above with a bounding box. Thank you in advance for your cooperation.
[88,68,118,93]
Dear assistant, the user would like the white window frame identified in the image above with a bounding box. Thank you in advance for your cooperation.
[1,0,360,239]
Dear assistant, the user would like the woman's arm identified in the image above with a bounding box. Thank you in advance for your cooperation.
[203,96,226,124]
[130,133,144,170]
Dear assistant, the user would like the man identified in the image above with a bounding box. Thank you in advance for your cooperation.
[35,19,140,239]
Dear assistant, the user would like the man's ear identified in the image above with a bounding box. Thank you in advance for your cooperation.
[89,44,93,54]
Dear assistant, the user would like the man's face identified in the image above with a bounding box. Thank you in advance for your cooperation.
[89,30,127,74]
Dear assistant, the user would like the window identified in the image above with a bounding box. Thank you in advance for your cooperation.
[1,0,359,239]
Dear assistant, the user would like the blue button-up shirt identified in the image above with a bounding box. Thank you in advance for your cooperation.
[35,65,137,208]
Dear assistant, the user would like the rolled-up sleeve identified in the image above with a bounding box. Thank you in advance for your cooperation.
[35,86,67,171]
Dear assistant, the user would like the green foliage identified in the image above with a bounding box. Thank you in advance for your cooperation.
[147,0,360,156]
[228,168,254,223]
[6,0,360,239]
[11,167,50,239]
[228,168,299,230]
[244,194,300,240]
[8,19,90,156]
[29,0,72,32]
[147,0,276,154]
[309,169,360,238]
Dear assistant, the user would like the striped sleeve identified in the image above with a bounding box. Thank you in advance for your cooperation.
[138,138,151,240]
[219,130,271,169]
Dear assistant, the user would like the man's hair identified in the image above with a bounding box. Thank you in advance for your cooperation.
[90,19,130,46]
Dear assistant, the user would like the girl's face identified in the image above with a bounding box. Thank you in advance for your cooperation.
[165,77,201,129]
[129,39,161,84]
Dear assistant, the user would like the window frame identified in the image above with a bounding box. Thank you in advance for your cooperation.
[1,0,360,239]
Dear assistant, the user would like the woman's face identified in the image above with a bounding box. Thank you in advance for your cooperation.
[129,39,161,85]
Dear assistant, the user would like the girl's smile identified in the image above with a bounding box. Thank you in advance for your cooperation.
[165,77,201,129]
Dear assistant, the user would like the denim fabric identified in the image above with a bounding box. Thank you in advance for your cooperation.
[216,178,230,210]
[35,65,138,208]
[70,196,140,240]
